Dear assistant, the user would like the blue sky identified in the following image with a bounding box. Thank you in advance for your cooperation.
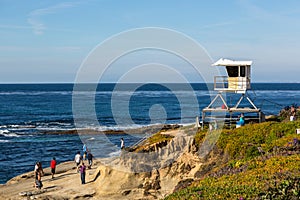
[0,0,299,83]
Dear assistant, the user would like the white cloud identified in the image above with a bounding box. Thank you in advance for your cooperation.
[27,1,81,35]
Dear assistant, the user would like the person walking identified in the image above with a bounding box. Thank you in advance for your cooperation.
[35,162,43,189]
[50,157,57,179]
[79,162,86,184]
[83,144,88,160]
[120,138,125,150]
[74,151,81,172]
[87,151,94,169]
[33,162,39,187]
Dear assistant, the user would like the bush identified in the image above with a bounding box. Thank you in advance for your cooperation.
[260,173,300,199]
[165,121,300,200]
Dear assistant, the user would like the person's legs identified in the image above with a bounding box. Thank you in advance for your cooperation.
[76,162,80,172]
[83,172,85,184]
[81,173,85,184]
[51,168,55,178]
[36,180,42,189]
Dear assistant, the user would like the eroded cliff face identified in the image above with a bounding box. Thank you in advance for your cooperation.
[0,128,205,200]
[93,130,203,199]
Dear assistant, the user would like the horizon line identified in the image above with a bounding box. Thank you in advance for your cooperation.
[0,82,300,84]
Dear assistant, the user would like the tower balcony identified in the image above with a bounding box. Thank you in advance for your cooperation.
[214,76,251,93]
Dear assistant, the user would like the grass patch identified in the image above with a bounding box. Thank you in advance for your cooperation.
[166,155,300,200]
[166,120,300,199]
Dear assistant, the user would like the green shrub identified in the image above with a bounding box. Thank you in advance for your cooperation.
[217,121,300,159]
[260,173,300,199]
[165,121,300,200]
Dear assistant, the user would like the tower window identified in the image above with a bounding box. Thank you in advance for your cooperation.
[226,66,238,77]
[240,66,246,77]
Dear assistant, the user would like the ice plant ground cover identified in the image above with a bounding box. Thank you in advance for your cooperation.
[166,120,300,199]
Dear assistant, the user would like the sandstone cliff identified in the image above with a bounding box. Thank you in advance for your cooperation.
[0,127,204,200]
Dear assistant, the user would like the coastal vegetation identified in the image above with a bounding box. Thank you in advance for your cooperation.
[165,120,300,199]
[2,108,299,199]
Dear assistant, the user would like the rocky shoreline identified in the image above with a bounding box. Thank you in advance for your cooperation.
[2,118,299,199]
[0,125,199,200]
[42,124,182,135]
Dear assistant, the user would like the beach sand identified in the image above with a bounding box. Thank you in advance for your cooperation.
[0,160,101,200]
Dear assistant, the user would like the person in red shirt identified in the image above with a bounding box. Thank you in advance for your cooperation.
[50,157,57,179]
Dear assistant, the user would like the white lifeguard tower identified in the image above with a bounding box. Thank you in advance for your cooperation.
[202,58,263,127]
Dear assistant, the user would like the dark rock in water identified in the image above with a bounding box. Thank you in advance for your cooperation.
[43,124,182,135]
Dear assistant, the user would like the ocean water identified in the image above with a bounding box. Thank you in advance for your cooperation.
[0,83,300,184]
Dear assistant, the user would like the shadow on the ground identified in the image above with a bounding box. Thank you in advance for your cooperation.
[46,172,77,182]
[86,170,100,184]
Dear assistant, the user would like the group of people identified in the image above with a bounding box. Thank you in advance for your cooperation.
[33,157,56,190]
[75,140,125,184]
[74,143,94,184]
[33,143,93,189]
[33,140,126,188]
[75,144,94,168]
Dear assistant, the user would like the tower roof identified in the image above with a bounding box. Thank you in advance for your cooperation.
[212,58,252,67]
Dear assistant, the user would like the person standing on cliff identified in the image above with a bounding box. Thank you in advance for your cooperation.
[35,162,43,189]
[79,162,86,184]
[33,162,39,187]
[74,151,81,172]
[87,151,94,169]
[50,157,57,179]
[34,161,44,176]
[290,105,296,121]
[120,138,125,150]
[82,143,88,160]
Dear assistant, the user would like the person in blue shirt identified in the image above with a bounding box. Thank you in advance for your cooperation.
[82,144,87,160]
[239,115,245,126]
[238,114,245,126]
[236,114,245,127]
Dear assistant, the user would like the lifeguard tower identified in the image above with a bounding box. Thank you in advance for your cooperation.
[202,58,264,127]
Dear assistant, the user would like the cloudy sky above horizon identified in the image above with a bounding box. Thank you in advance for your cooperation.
[1,0,300,83]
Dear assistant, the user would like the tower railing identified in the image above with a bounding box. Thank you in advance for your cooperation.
[214,76,250,92]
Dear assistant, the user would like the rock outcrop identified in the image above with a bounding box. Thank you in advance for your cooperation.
[0,127,204,200]
[91,128,203,199]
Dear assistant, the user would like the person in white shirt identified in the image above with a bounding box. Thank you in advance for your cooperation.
[74,151,81,171]
[120,138,125,150]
